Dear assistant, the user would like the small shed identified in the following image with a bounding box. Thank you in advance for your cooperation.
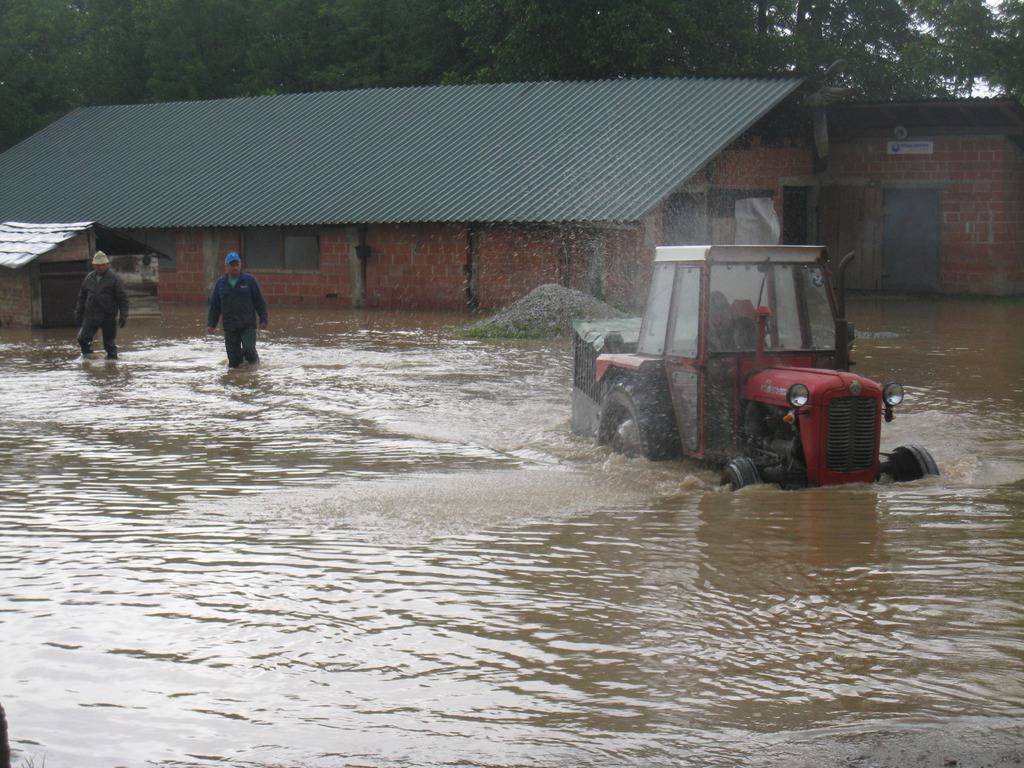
[820,99,1024,294]
[0,221,159,327]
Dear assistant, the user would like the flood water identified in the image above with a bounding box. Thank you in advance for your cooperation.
[1,296,1023,767]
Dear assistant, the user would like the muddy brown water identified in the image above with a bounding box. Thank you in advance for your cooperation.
[1,297,1022,768]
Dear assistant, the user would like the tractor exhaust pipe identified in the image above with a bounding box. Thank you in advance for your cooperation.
[835,250,856,371]
[835,250,855,317]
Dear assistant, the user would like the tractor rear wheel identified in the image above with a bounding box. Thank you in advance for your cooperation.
[724,457,762,490]
[887,444,940,482]
[598,380,679,460]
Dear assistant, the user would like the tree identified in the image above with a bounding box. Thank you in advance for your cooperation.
[0,0,1015,154]
[134,0,259,100]
[0,0,85,149]
[313,0,465,89]
[992,0,1024,97]
[79,0,152,106]
[448,0,763,82]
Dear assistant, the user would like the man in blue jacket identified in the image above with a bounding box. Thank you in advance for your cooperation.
[206,251,269,367]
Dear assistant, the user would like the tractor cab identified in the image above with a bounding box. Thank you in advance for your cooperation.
[572,245,939,489]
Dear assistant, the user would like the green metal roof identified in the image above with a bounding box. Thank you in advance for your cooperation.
[0,77,802,228]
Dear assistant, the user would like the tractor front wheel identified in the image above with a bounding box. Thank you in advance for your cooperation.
[885,444,940,482]
[724,457,762,490]
[598,380,679,460]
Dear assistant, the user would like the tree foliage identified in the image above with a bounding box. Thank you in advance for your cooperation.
[0,0,1016,152]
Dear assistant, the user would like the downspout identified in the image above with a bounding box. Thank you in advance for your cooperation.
[558,224,571,287]
[354,225,370,307]
[465,224,479,311]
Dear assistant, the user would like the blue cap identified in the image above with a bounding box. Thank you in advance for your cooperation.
[225,251,241,264]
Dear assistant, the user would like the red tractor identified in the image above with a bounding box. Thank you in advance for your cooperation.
[571,245,939,489]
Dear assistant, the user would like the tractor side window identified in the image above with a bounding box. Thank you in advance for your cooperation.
[639,263,674,355]
[771,265,803,350]
[800,266,837,349]
[667,266,700,358]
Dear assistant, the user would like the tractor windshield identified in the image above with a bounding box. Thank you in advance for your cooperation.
[708,262,836,352]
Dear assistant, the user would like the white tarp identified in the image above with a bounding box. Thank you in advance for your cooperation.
[734,198,780,245]
[0,221,93,269]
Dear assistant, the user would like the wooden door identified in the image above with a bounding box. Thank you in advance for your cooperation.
[818,185,884,290]
[39,261,89,327]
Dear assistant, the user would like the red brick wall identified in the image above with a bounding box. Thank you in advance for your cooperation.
[708,143,816,227]
[160,224,470,310]
[475,222,654,311]
[475,224,564,309]
[212,228,354,308]
[601,225,651,309]
[831,135,1024,295]
[365,223,466,309]
[0,268,32,326]
[152,219,672,314]
[159,229,206,303]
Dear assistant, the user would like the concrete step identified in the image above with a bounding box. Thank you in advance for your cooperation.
[126,290,162,318]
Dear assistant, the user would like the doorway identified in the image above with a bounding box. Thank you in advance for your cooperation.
[882,188,941,292]
[38,260,90,327]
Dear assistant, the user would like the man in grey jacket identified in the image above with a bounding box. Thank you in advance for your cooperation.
[74,251,129,359]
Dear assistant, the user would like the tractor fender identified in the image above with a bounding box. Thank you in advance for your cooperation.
[595,352,663,382]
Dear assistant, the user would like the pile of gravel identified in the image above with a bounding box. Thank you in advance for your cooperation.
[461,283,629,338]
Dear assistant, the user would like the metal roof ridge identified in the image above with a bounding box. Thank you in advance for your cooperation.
[71,75,806,111]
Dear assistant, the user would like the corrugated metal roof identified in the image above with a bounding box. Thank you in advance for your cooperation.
[0,221,93,269]
[0,78,802,228]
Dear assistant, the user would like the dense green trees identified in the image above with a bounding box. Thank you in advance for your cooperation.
[0,0,1017,152]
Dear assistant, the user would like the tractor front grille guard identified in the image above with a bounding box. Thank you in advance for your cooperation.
[572,332,602,402]
[826,396,877,472]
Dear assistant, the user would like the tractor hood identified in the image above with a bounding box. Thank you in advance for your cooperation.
[744,367,882,408]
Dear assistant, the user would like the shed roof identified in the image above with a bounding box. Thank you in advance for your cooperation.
[829,97,1024,138]
[0,221,93,269]
[0,78,802,228]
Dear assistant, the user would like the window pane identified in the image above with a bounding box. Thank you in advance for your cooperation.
[667,267,700,357]
[638,263,674,355]
[244,229,283,270]
[284,233,320,271]
[708,263,764,352]
[708,263,837,352]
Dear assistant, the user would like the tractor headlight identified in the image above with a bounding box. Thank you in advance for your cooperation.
[787,383,810,408]
[883,382,904,406]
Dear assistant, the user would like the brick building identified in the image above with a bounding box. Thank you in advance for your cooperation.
[0,78,815,320]
[0,81,1020,327]
[821,100,1024,294]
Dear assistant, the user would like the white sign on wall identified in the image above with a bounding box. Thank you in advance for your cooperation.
[887,141,934,155]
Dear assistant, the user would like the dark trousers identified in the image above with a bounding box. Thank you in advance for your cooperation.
[78,317,117,357]
[224,327,259,367]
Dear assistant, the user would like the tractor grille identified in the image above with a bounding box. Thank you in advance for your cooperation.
[572,331,601,401]
[826,397,877,472]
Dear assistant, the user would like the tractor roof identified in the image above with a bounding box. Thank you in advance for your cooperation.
[655,245,827,264]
